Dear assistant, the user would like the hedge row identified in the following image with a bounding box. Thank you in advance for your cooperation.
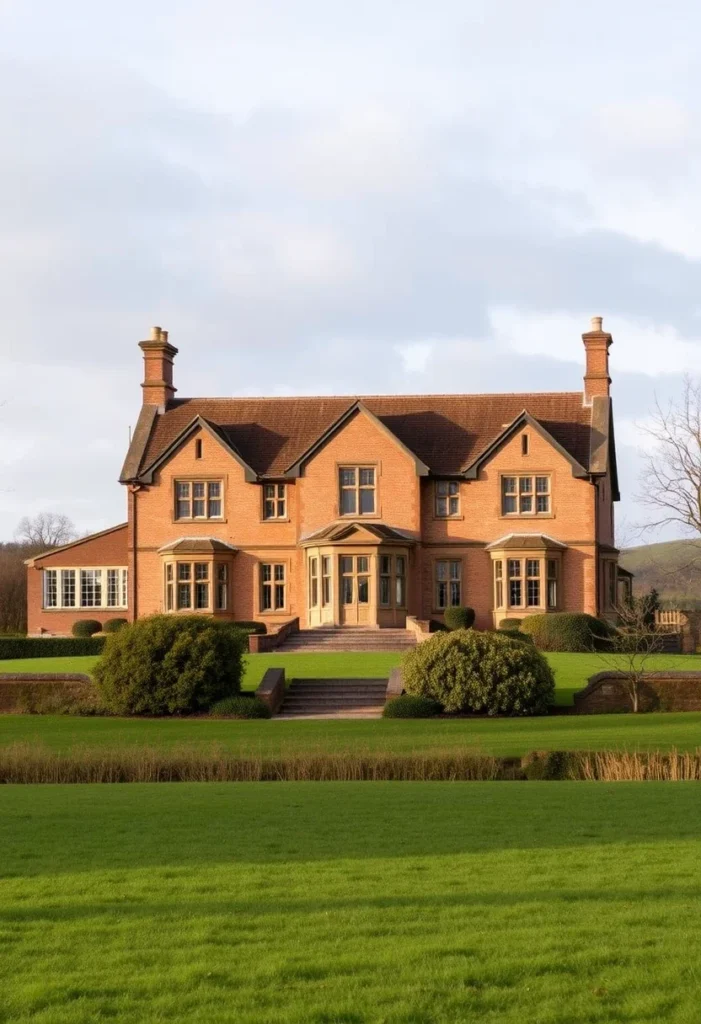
[0,637,106,660]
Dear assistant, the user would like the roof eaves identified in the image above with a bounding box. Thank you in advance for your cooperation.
[24,522,129,566]
[462,410,589,480]
[119,404,159,482]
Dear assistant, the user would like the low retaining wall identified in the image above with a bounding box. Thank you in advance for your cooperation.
[255,668,286,714]
[0,674,94,713]
[574,671,701,714]
[405,616,433,643]
[248,618,299,653]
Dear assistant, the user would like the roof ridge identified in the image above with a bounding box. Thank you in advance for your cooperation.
[169,391,585,403]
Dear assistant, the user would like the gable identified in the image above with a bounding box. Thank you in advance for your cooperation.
[463,411,589,480]
[138,416,257,483]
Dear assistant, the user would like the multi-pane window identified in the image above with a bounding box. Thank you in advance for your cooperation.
[494,560,504,608]
[195,563,210,610]
[44,569,58,608]
[395,556,407,607]
[435,481,460,517]
[216,564,228,610]
[177,563,192,610]
[61,569,76,608]
[261,563,286,611]
[339,467,375,515]
[263,484,286,520]
[508,559,522,608]
[309,557,319,607]
[380,555,391,607]
[175,480,223,520]
[80,569,102,607]
[501,475,551,516]
[43,567,127,610]
[322,556,331,606]
[165,563,174,611]
[435,560,461,609]
[526,559,541,607]
[547,559,558,609]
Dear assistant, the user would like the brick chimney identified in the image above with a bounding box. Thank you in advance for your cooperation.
[138,326,178,409]
[582,315,613,404]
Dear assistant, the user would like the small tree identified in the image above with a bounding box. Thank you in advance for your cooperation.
[597,598,667,713]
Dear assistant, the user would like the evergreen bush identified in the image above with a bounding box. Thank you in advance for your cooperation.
[520,612,614,652]
[443,606,476,631]
[72,619,102,637]
[382,695,442,718]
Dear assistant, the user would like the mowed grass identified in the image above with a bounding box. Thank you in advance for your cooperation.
[1,783,700,1023]
[3,710,701,758]
[2,651,700,706]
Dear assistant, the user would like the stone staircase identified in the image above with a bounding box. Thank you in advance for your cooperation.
[278,678,389,718]
[278,627,416,653]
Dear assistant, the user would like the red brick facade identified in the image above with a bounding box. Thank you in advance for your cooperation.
[28,318,622,636]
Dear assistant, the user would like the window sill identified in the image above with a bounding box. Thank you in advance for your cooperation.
[338,513,382,520]
[172,518,228,525]
[260,518,291,524]
[432,515,464,522]
[41,607,128,613]
[499,514,554,521]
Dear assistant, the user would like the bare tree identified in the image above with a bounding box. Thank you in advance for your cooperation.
[597,599,667,713]
[15,513,77,551]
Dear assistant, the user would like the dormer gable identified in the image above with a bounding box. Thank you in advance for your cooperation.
[136,415,257,484]
[462,410,589,481]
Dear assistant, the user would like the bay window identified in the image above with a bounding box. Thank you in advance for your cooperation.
[491,554,560,612]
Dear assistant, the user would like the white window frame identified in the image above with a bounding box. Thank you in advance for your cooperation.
[501,474,551,516]
[260,562,286,613]
[263,483,287,520]
[174,479,224,521]
[339,466,376,516]
[42,567,128,610]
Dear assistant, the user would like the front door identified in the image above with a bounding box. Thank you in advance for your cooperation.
[339,555,371,625]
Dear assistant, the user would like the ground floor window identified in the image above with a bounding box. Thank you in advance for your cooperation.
[261,563,286,611]
[435,560,461,610]
[378,554,407,608]
[493,556,559,611]
[163,560,230,613]
[42,567,127,610]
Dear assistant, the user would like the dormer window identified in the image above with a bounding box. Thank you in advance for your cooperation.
[339,466,375,515]
[263,484,286,520]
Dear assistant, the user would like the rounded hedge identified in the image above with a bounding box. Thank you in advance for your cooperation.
[495,629,534,646]
[103,618,128,634]
[93,615,247,716]
[72,619,102,637]
[520,612,614,652]
[382,695,442,718]
[498,618,523,631]
[402,628,555,716]
[443,606,476,631]
[209,694,271,719]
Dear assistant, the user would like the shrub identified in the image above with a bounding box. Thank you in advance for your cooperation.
[498,618,523,631]
[521,750,583,781]
[520,612,614,652]
[103,618,128,634]
[72,619,102,637]
[209,694,271,719]
[382,695,442,718]
[0,636,106,659]
[93,615,247,716]
[443,606,476,631]
[495,629,534,646]
[13,683,104,716]
[402,628,555,716]
[232,621,267,635]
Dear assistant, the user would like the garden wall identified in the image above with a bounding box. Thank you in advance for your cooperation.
[0,674,94,713]
[574,671,701,714]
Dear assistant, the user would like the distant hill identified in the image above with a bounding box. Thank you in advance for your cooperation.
[620,539,701,608]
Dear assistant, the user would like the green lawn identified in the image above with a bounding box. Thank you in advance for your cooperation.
[2,710,701,758]
[2,650,700,706]
[1,783,700,1023]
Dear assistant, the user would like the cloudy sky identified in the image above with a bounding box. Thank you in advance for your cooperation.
[1,0,699,543]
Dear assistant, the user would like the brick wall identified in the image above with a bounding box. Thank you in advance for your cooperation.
[574,671,701,714]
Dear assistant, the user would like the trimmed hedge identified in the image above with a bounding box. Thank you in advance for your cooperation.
[520,612,614,652]
[94,615,246,716]
[72,620,102,637]
[498,618,523,631]
[444,606,476,631]
[495,629,535,646]
[402,628,555,716]
[232,621,267,635]
[0,636,106,660]
[103,618,128,634]
[209,694,272,719]
[382,695,442,718]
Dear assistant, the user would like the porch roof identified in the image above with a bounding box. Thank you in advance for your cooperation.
[485,533,568,552]
[300,520,416,548]
[157,537,239,555]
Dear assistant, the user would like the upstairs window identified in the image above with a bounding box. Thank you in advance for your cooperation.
[339,466,375,515]
[175,480,223,520]
[502,475,551,516]
[263,483,286,520]
[435,481,460,517]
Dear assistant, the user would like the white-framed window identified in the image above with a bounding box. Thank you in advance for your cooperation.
[379,555,391,607]
[261,563,286,611]
[435,560,461,610]
[435,481,460,517]
[42,567,128,610]
[309,557,319,607]
[339,466,376,515]
[263,483,286,520]
[501,475,551,516]
[321,556,331,606]
[216,564,228,611]
[547,559,558,609]
[496,556,559,611]
[165,561,213,611]
[174,480,223,520]
[494,560,504,609]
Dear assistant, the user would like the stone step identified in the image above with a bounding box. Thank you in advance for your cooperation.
[278,628,416,653]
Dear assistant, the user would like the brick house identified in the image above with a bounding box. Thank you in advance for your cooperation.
[26,317,622,636]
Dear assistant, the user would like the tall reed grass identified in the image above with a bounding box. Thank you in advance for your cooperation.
[1,743,700,783]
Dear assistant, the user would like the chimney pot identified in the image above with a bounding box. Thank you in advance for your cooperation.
[591,316,603,332]
[150,325,162,341]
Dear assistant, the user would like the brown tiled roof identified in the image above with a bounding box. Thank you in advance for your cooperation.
[138,392,593,478]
